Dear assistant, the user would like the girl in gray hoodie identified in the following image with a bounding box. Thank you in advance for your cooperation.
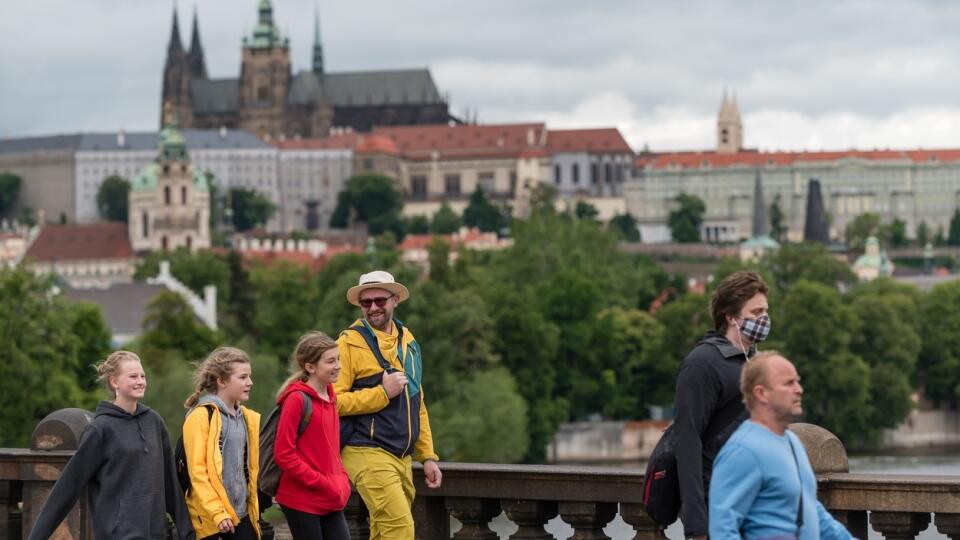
[28,351,195,540]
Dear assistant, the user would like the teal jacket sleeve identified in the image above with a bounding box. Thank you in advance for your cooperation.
[708,443,762,540]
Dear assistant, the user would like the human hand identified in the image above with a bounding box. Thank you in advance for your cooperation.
[218,518,235,533]
[382,371,408,398]
[423,459,442,489]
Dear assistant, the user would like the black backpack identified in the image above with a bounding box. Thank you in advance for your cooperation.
[258,390,313,498]
[642,403,748,526]
[175,405,218,494]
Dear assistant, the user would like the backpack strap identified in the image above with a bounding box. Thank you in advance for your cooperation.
[296,390,312,438]
[349,322,398,373]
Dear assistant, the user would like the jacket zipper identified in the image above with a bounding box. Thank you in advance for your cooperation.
[401,342,413,456]
[370,417,375,439]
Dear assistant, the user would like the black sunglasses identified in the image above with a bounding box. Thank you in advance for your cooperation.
[359,295,394,308]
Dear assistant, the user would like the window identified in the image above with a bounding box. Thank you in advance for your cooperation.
[444,174,461,196]
[605,163,613,184]
[572,163,580,185]
[478,172,495,194]
[141,211,149,239]
[181,186,188,205]
[363,158,374,171]
[509,171,517,196]
[257,86,269,101]
[411,176,427,199]
[164,186,171,205]
[554,164,562,185]
[591,163,599,185]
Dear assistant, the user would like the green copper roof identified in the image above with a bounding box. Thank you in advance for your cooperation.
[131,163,210,193]
[243,0,289,50]
[741,235,780,250]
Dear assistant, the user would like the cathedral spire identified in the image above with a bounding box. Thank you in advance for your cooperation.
[168,4,184,52]
[188,4,207,79]
[312,6,324,74]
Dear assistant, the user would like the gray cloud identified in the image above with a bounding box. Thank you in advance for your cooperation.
[4,0,960,150]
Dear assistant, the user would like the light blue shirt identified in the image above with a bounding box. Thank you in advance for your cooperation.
[709,420,854,540]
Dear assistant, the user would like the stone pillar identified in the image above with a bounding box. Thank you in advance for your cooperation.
[934,513,960,540]
[870,511,930,540]
[558,501,617,540]
[344,493,370,539]
[447,498,500,540]
[502,499,557,540]
[619,503,666,540]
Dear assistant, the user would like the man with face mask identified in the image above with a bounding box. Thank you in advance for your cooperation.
[673,270,770,540]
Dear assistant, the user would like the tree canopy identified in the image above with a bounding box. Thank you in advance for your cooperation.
[97,175,131,222]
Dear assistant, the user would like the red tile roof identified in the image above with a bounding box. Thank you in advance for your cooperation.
[355,134,400,156]
[372,123,547,161]
[24,223,133,263]
[240,245,364,273]
[547,128,632,154]
[637,148,960,170]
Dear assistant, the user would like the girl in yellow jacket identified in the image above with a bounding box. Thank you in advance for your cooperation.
[183,347,262,539]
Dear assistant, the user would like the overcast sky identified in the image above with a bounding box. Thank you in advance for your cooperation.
[4,0,960,152]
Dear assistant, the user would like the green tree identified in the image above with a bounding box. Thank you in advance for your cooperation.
[0,268,103,446]
[230,188,276,232]
[0,172,22,217]
[222,250,258,341]
[916,221,930,246]
[529,184,558,216]
[430,203,462,234]
[19,206,36,227]
[845,213,883,252]
[762,242,856,293]
[769,193,786,242]
[429,368,529,462]
[140,290,219,367]
[463,187,505,233]
[250,261,319,358]
[609,213,640,242]
[778,280,873,442]
[889,218,908,248]
[574,201,599,221]
[329,174,404,235]
[96,175,131,222]
[668,193,705,243]
[134,248,231,302]
[949,208,960,246]
[427,238,452,287]
[918,281,960,405]
[405,215,430,235]
[654,293,712,369]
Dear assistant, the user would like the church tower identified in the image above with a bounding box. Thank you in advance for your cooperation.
[161,6,193,128]
[717,90,743,154]
[187,6,207,80]
[239,0,292,139]
[312,7,324,75]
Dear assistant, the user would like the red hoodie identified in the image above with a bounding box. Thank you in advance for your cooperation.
[274,381,352,514]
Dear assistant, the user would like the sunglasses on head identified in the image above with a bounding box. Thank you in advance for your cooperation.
[359,295,394,308]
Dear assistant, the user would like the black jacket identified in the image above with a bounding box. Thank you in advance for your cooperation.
[28,402,194,540]
[673,332,750,538]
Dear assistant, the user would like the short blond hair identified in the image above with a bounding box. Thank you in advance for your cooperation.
[93,351,142,398]
[740,350,785,411]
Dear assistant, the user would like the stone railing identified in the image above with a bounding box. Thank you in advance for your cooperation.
[5,415,960,539]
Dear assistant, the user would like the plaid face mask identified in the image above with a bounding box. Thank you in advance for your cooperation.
[739,314,771,342]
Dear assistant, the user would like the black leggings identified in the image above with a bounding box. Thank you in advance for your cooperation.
[281,505,350,540]
[200,515,257,540]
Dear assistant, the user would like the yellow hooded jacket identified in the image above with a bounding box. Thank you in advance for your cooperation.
[182,403,261,538]
[335,319,439,462]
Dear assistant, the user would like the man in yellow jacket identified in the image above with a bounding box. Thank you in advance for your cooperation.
[335,270,442,540]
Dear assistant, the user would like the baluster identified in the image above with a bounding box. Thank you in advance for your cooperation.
[870,511,930,540]
[0,481,22,540]
[558,501,617,540]
[344,492,370,539]
[502,499,557,540]
[619,503,665,540]
[934,513,960,540]
[447,497,500,540]
[830,509,868,540]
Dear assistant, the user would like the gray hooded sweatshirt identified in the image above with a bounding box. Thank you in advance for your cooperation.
[195,394,250,519]
[28,401,194,540]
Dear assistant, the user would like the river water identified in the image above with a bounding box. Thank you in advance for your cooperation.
[475,454,960,539]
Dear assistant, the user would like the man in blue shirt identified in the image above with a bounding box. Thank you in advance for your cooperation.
[709,352,854,540]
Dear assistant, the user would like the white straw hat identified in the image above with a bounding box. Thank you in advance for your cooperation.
[346,270,410,306]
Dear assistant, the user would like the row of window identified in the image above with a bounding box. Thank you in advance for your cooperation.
[554,163,626,186]
[408,172,518,199]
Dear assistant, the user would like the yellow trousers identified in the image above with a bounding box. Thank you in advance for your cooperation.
[342,446,416,540]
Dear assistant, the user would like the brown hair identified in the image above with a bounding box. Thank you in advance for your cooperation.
[94,351,142,398]
[710,270,770,334]
[184,347,251,408]
[740,350,784,411]
[277,331,339,398]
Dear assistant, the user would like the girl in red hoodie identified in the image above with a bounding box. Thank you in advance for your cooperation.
[274,331,352,540]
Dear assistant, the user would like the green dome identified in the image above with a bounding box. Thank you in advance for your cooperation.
[130,163,210,193]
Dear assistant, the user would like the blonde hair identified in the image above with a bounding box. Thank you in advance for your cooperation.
[740,350,784,411]
[184,347,252,408]
[277,331,338,398]
[94,351,142,398]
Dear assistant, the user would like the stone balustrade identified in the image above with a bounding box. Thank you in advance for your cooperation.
[5,416,960,539]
